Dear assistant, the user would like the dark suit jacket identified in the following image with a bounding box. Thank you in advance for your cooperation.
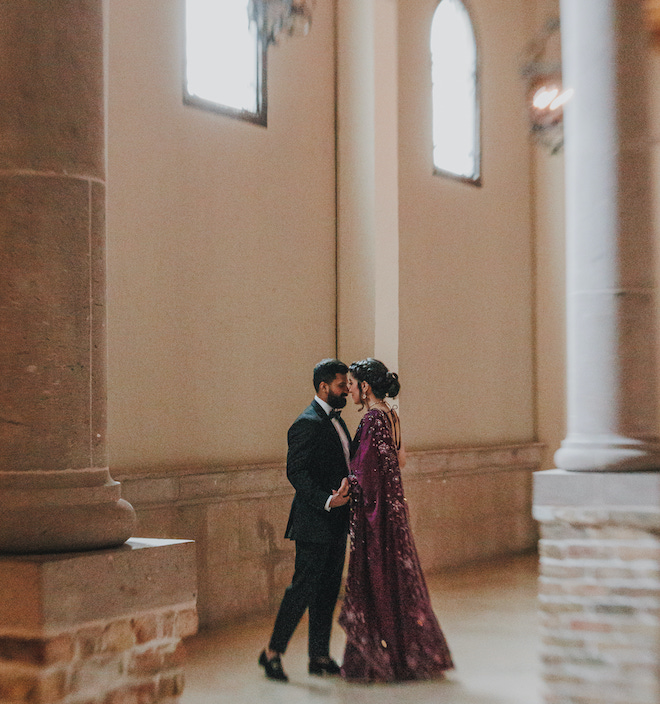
[284,400,351,543]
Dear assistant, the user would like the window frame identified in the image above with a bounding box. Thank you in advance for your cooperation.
[430,0,482,187]
[182,2,269,127]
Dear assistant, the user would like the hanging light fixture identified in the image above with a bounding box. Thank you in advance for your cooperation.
[248,0,316,47]
[521,17,571,155]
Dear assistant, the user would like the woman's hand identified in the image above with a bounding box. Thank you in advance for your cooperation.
[398,441,407,469]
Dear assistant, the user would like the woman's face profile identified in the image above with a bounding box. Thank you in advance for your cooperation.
[347,374,361,405]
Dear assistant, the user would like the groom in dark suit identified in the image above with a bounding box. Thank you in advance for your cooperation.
[259,358,352,682]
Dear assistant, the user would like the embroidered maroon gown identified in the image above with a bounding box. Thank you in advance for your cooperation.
[338,408,454,682]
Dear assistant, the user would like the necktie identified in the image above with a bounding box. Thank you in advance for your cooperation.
[329,409,342,419]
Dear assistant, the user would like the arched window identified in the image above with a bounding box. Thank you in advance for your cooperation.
[184,0,267,126]
[431,0,480,183]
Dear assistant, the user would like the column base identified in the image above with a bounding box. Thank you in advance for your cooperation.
[0,469,136,553]
[554,434,660,471]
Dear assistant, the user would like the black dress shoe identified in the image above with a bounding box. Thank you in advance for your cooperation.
[259,650,289,682]
[308,657,341,676]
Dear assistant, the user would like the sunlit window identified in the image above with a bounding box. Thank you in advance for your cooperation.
[431,0,480,183]
[184,0,266,125]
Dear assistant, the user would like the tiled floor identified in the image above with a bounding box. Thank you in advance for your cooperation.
[181,552,541,704]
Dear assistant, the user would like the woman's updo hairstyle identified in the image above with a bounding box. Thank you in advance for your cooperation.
[349,358,401,400]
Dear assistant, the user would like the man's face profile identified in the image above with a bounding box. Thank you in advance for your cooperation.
[323,373,348,409]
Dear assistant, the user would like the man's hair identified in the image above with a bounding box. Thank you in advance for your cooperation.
[313,358,348,391]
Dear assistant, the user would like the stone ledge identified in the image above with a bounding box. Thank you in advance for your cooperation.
[534,469,660,510]
[534,505,660,532]
[0,539,197,637]
[406,442,544,477]
[116,442,545,506]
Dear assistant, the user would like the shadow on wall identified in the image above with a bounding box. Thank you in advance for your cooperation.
[258,517,292,610]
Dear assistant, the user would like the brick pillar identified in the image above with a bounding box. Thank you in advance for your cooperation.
[0,0,135,551]
[535,472,660,704]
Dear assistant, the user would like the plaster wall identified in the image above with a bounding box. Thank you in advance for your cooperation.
[533,147,565,473]
[106,0,547,468]
[398,0,537,451]
[105,0,338,470]
[531,0,566,473]
[651,48,660,435]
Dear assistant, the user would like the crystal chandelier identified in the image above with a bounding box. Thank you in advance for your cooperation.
[248,0,316,46]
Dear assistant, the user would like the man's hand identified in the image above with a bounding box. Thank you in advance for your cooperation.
[328,476,350,508]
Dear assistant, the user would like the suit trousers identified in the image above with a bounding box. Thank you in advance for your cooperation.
[269,537,347,658]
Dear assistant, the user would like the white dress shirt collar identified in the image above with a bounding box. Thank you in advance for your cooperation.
[314,395,333,415]
[315,396,350,470]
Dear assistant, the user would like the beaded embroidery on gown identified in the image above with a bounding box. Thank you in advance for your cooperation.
[338,408,454,682]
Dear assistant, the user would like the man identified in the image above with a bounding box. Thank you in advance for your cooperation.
[259,358,352,682]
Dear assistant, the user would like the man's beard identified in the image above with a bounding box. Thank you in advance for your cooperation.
[327,392,347,409]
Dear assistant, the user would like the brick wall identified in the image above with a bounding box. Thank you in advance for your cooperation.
[535,505,660,704]
[0,606,197,704]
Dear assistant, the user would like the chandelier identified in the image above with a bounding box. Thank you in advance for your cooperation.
[248,0,316,47]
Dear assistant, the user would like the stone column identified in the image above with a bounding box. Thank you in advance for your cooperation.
[534,2,660,702]
[554,0,660,472]
[0,0,135,552]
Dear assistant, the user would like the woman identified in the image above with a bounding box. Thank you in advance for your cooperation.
[338,358,454,682]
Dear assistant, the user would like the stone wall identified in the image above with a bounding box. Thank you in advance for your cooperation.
[118,442,543,628]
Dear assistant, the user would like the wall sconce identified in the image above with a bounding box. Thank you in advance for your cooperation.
[248,0,316,47]
[521,17,571,155]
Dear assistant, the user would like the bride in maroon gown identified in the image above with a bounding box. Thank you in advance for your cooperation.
[338,358,454,683]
